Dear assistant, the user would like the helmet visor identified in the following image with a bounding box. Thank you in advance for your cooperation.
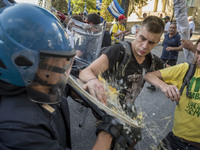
[26,55,73,104]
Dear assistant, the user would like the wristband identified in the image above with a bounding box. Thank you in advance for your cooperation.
[87,77,97,83]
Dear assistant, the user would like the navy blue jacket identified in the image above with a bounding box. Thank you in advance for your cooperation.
[0,81,71,150]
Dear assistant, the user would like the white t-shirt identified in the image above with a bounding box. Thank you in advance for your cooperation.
[164,21,170,34]
[189,21,195,33]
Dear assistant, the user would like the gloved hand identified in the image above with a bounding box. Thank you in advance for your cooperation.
[96,115,132,149]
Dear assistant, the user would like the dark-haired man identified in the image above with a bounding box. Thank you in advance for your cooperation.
[85,13,101,25]
[79,16,166,148]
[75,13,110,63]
[85,13,111,48]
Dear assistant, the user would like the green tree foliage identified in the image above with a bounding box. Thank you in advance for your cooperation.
[71,0,96,15]
[52,0,68,13]
[70,0,120,21]
[51,0,121,21]
[50,0,148,21]
[101,0,116,22]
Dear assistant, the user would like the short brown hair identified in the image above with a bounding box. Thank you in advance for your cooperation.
[140,16,164,34]
[86,13,101,25]
[72,15,83,22]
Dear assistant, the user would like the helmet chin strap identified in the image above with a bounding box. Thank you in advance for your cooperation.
[27,87,63,104]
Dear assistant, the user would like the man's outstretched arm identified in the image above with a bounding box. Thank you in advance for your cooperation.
[93,131,113,150]
[79,54,109,105]
[145,70,180,102]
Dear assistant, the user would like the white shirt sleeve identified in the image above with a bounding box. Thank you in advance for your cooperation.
[189,21,195,32]
[164,22,170,32]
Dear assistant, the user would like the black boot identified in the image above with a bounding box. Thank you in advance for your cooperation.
[147,85,156,91]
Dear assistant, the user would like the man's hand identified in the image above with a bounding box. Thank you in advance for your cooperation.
[166,47,174,51]
[82,78,107,105]
[125,30,131,35]
[181,39,196,53]
[160,84,180,102]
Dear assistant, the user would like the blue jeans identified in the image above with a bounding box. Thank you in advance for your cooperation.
[158,131,200,150]
[161,59,177,66]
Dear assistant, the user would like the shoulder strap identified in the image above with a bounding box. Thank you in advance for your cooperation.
[110,23,119,36]
[116,23,119,28]
[118,41,132,68]
[180,63,196,98]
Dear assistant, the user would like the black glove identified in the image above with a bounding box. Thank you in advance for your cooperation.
[96,115,132,149]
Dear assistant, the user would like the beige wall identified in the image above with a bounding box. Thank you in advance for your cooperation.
[105,21,142,32]
[188,7,200,29]
[129,0,199,30]
[107,0,199,31]
[195,7,200,29]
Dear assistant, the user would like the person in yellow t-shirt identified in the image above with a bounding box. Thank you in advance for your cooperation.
[111,15,130,44]
[144,38,200,149]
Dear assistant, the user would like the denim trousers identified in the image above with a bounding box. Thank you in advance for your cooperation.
[158,131,200,150]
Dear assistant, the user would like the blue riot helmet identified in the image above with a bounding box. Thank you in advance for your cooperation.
[0,2,76,104]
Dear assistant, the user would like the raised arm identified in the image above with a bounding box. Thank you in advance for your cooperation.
[144,70,180,102]
[79,54,109,105]
[113,30,129,38]
[181,39,196,53]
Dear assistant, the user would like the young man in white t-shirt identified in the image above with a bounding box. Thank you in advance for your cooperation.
[188,16,195,38]
[164,16,170,35]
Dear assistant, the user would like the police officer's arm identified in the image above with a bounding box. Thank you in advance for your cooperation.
[79,54,109,105]
[93,131,113,150]
[93,115,132,150]
[145,70,180,102]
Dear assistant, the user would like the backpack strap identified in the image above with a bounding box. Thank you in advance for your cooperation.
[180,63,196,98]
[118,41,132,68]
[110,23,119,36]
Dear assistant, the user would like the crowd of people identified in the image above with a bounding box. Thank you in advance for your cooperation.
[0,0,199,150]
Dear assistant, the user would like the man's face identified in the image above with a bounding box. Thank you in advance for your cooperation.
[195,43,200,67]
[64,16,69,24]
[30,57,72,93]
[134,26,161,57]
[119,19,126,24]
[122,19,126,24]
[169,24,177,35]
[26,56,73,104]
[164,18,169,23]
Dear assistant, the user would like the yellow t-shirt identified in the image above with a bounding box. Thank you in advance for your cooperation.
[111,23,125,42]
[160,63,200,143]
